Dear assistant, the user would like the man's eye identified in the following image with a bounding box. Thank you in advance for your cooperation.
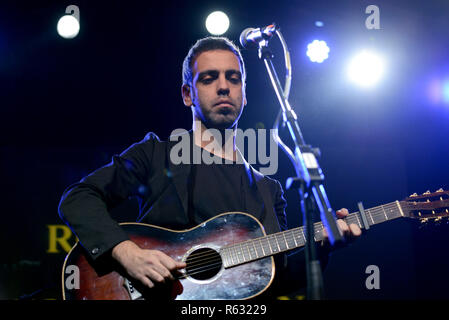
[201,78,214,84]
[229,77,241,84]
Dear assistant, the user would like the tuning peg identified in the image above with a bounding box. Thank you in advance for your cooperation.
[409,193,418,197]
[423,190,431,195]
[436,188,444,193]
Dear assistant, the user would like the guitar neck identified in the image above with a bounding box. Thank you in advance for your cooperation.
[221,200,406,268]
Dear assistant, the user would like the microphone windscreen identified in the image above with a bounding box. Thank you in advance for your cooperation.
[239,28,255,48]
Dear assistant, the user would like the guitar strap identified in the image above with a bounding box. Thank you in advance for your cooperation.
[253,170,288,270]
[252,171,282,235]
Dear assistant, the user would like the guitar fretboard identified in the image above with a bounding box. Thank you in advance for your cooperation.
[220,200,405,268]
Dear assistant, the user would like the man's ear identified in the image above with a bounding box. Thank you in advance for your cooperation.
[243,87,247,107]
[181,84,193,107]
[242,82,247,107]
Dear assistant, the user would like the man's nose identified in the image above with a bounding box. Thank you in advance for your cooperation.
[217,87,230,96]
[217,75,230,96]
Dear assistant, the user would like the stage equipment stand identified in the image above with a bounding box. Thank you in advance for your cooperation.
[241,24,345,300]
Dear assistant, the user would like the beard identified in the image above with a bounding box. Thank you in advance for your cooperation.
[194,104,243,131]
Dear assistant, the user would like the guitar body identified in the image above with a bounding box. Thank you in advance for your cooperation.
[62,212,275,300]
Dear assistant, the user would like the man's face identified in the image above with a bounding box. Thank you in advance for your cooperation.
[182,49,247,130]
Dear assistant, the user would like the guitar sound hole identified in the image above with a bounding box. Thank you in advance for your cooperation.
[185,247,222,281]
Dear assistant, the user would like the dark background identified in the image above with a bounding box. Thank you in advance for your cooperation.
[1,0,448,300]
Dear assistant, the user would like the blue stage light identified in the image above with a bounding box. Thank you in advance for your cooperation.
[347,50,385,88]
[306,40,329,63]
[443,81,449,103]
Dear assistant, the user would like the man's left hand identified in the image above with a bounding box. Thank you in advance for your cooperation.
[321,208,362,249]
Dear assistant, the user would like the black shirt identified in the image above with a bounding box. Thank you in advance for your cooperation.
[190,161,246,225]
[187,145,265,226]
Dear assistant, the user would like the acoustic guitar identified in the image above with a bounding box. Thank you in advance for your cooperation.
[62,189,449,300]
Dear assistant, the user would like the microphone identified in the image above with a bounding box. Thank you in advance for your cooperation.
[239,24,276,48]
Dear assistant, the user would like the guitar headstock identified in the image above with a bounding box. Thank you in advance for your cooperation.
[401,188,449,225]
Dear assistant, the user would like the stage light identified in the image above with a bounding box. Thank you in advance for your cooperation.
[57,14,80,39]
[347,50,385,88]
[306,40,329,63]
[428,79,441,104]
[205,11,230,35]
[443,81,449,103]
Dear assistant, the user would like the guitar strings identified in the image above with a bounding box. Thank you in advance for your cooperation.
[182,230,303,270]
[183,224,329,277]
[178,202,403,276]
[177,261,223,279]
[310,202,401,236]
[177,201,422,280]
[182,223,319,274]
[183,203,398,271]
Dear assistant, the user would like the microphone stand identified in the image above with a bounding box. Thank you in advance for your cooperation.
[252,27,344,300]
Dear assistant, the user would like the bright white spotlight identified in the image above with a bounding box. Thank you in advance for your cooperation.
[57,15,80,39]
[306,40,329,63]
[205,11,230,35]
[347,50,385,88]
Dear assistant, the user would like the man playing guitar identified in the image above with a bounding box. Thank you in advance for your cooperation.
[58,36,361,299]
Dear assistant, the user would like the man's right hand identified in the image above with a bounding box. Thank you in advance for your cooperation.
[111,240,186,291]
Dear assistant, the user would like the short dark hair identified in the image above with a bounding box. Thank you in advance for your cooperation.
[182,36,246,87]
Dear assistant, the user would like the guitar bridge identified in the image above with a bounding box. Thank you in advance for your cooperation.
[123,278,143,300]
